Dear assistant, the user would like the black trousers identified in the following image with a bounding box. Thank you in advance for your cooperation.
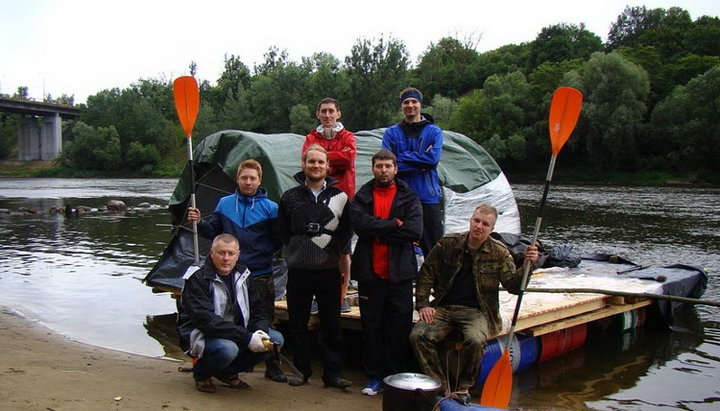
[358,276,414,380]
[421,203,444,257]
[286,267,345,382]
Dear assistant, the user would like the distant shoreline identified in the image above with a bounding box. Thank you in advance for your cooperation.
[1,160,716,187]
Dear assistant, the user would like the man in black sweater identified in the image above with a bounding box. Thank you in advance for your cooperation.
[278,144,353,389]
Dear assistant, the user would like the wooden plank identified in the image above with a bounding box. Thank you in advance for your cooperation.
[523,299,653,337]
[151,285,180,297]
[273,300,363,331]
[510,298,608,334]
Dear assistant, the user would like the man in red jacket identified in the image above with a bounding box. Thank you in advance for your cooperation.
[302,97,356,199]
[303,98,357,312]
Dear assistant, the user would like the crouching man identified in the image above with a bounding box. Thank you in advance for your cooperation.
[177,233,284,393]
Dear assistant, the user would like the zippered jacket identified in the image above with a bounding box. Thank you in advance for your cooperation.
[414,232,523,336]
[198,187,281,276]
[381,118,443,205]
[177,259,270,353]
[303,127,357,198]
[349,178,423,283]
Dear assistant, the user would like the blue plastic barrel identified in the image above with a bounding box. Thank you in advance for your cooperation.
[511,333,539,372]
[476,339,502,386]
[436,396,502,410]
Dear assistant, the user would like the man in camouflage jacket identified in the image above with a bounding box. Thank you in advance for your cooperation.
[410,203,538,402]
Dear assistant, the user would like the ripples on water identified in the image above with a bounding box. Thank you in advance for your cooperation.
[1,179,718,409]
[0,179,178,356]
[513,183,720,410]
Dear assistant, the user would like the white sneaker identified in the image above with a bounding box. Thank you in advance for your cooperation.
[361,379,383,396]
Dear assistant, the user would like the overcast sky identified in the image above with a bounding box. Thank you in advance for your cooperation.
[1,0,718,104]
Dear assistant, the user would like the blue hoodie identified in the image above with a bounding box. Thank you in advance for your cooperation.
[382,116,443,205]
[198,187,281,276]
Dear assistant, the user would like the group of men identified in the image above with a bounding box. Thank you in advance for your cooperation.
[176,88,538,404]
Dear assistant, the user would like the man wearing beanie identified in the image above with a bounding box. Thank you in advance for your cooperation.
[382,87,444,257]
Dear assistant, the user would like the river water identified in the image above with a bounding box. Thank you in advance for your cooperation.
[0,178,718,410]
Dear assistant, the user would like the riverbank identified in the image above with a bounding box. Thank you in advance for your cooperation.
[0,306,378,411]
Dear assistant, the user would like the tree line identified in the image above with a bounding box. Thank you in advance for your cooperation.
[1,5,718,182]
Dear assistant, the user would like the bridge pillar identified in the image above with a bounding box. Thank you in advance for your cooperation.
[17,114,62,161]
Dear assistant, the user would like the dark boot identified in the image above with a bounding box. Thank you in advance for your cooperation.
[265,358,288,383]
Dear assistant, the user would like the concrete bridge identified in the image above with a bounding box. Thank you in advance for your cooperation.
[0,98,81,161]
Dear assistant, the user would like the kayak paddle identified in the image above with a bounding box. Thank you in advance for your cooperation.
[173,76,201,265]
[480,87,583,408]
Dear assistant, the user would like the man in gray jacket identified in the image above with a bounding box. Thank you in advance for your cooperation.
[177,233,284,393]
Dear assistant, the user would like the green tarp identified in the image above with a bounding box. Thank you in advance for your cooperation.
[148,128,517,291]
[170,128,502,207]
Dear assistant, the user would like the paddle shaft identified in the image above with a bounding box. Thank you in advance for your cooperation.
[186,136,200,265]
[506,154,558,341]
[523,287,720,307]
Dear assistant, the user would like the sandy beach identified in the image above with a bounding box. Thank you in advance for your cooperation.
[0,306,380,411]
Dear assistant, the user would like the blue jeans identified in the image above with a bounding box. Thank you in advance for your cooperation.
[193,328,283,381]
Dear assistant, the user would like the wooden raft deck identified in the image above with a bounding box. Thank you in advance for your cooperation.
[272,259,669,338]
[273,292,652,337]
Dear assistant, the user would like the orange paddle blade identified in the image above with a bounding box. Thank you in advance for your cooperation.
[480,349,513,409]
[173,76,200,138]
[548,87,583,156]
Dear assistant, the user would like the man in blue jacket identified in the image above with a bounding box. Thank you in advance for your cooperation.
[177,233,283,393]
[187,159,286,382]
[382,87,443,257]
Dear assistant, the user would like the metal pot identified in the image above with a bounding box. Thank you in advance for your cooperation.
[382,373,441,411]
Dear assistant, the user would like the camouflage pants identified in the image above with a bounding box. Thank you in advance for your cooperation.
[409,305,490,390]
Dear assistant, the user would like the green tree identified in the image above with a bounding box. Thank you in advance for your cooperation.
[83,81,174,155]
[60,121,123,171]
[344,36,410,129]
[447,89,487,139]
[0,114,17,159]
[649,65,720,174]
[208,85,253,133]
[528,59,586,102]
[607,6,695,59]
[471,44,531,88]
[529,23,602,69]
[687,15,720,56]
[304,52,349,106]
[125,141,161,174]
[13,86,30,100]
[581,52,650,171]
[607,6,666,50]
[218,54,252,96]
[289,104,315,134]
[247,47,310,133]
[414,37,479,99]
[424,95,458,130]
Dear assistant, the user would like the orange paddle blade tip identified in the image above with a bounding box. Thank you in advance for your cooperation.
[479,349,513,409]
[173,76,200,138]
[548,87,583,156]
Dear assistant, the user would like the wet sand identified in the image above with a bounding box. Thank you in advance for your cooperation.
[0,306,379,410]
